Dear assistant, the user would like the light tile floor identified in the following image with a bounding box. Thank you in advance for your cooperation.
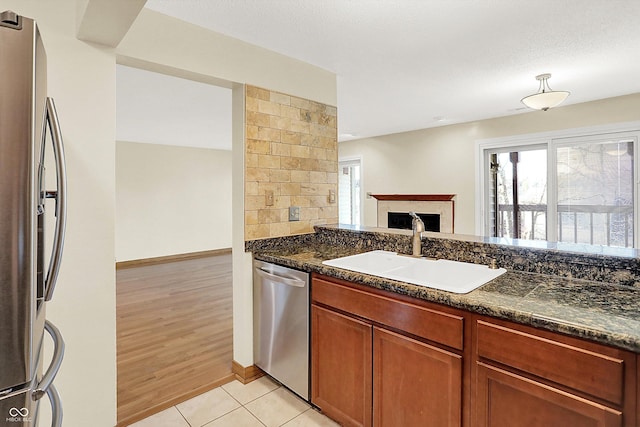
[130,376,340,427]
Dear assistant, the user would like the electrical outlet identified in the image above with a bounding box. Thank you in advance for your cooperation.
[265,190,274,206]
[289,206,300,221]
[328,189,336,203]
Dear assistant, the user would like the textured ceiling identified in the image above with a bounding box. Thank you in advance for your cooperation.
[122,0,640,146]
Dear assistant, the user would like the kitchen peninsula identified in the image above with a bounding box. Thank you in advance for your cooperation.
[247,224,640,427]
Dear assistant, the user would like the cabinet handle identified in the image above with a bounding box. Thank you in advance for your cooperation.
[256,267,306,287]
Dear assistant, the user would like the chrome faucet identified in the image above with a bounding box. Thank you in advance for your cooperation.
[409,211,425,257]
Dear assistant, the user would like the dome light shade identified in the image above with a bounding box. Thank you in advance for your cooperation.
[521,73,569,111]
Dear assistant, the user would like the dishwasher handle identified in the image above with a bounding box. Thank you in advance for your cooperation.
[255,267,306,287]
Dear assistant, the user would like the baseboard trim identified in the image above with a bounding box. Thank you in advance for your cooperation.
[116,248,232,270]
[115,373,235,427]
[232,360,264,384]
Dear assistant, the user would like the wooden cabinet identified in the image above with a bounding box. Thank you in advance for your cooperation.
[373,327,462,427]
[473,317,637,427]
[311,275,465,427]
[476,362,622,427]
[311,305,372,427]
[310,273,638,427]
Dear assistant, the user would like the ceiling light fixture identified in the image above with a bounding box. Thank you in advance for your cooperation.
[521,73,569,111]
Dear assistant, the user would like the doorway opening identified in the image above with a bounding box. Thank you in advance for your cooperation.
[114,64,235,425]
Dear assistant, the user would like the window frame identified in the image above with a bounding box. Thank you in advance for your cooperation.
[338,156,364,226]
[475,121,640,248]
[485,144,549,240]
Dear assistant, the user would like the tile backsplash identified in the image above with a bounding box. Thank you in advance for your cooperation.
[244,85,338,240]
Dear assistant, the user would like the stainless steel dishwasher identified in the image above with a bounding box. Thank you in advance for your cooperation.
[253,259,310,400]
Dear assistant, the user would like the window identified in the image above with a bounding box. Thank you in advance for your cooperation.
[477,125,640,248]
[555,136,634,247]
[338,158,361,225]
[489,147,547,240]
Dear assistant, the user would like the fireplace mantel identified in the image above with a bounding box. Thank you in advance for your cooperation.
[371,194,455,201]
[373,194,455,233]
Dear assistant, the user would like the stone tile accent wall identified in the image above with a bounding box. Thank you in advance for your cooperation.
[245,85,338,239]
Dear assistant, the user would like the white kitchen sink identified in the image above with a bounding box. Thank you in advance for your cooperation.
[322,250,506,294]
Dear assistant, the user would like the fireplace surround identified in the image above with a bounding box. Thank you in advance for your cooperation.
[372,194,455,233]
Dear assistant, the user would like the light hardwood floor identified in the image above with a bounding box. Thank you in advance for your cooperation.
[116,254,234,426]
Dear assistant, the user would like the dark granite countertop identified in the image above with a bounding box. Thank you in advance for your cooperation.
[252,243,640,353]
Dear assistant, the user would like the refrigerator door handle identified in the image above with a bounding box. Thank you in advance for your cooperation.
[255,267,306,287]
[33,320,65,401]
[42,97,67,302]
[46,383,63,427]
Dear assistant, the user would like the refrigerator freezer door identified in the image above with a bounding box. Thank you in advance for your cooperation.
[0,388,38,426]
[0,384,62,427]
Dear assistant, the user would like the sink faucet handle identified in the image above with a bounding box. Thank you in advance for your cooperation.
[409,211,425,233]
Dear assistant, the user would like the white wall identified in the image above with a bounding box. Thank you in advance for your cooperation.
[115,141,232,261]
[0,2,337,425]
[339,93,640,235]
[231,84,254,368]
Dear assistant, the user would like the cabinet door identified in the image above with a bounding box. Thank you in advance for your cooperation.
[311,305,372,427]
[476,362,622,427]
[373,327,462,427]
[637,354,640,426]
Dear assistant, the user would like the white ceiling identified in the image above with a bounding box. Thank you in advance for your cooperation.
[120,0,640,147]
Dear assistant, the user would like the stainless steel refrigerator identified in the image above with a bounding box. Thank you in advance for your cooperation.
[0,10,66,427]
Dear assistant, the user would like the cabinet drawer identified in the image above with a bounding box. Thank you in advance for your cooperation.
[312,276,464,350]
[476,320,625,405]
